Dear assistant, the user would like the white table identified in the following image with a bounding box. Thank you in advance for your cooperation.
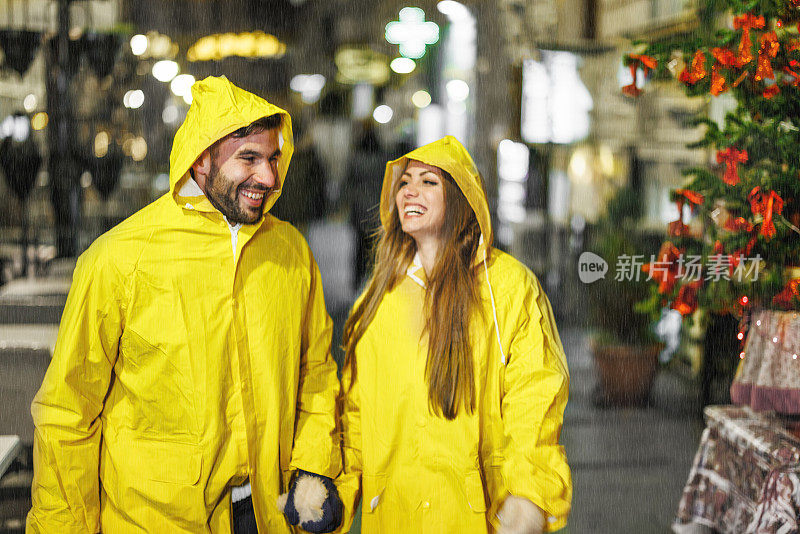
[0,325,58,444]
[0,435,21,478]
[0,324,59,352]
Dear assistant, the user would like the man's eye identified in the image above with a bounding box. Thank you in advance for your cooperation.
[242,156,255,163]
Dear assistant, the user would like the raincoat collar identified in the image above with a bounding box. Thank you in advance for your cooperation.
[406,252,427,288]
[168,75,294,219]
[380,135,492,267]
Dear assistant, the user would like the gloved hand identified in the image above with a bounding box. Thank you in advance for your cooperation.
[496,495,546,534]
[277,470,343,533]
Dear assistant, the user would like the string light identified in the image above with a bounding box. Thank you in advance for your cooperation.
[740,351,746,359]
[740,296,749,305]
[737,332,745,340]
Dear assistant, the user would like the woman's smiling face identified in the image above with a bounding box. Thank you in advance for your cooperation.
[395,159,446,244]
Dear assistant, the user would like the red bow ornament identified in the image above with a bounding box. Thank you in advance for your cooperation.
[710,64,728,95]
[674,188,705,208]
[748,186,784,239]
[673,280,702,316]
[724,216,754,233]
[773,279,800,309]
[668,189,704,237]
[733,14,766,67]
[643,241,683,295]
[755,32,779,81]
[679,50,707,84]
[716,147,748,185]
[622,55,657,97]
[763,84,780,99]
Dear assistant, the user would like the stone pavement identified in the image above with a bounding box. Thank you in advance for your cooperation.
[559,328,705,534]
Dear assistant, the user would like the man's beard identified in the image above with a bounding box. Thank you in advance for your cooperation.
[204,162,268,224]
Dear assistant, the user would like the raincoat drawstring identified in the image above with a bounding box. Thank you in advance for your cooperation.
[480,235,507,364]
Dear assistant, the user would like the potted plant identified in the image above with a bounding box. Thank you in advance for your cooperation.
[587,186,664,406]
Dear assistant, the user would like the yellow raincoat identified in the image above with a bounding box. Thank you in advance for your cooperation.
[27,76,341,533]
[338,136,571,533]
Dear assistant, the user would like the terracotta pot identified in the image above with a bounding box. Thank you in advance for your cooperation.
[591,341,661,406]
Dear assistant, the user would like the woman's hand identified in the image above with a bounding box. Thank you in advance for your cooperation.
[497,495,546,534]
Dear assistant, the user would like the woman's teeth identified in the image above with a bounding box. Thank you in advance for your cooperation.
[404,206,424,215]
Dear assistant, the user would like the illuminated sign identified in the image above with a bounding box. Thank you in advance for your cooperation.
[385,7,439,59]
[334,47,390,85]
[187,32,286,62]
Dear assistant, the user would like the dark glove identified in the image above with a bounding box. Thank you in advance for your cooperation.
[281,469,343,533]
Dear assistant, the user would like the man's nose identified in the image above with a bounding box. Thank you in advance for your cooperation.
[253,163,277,189]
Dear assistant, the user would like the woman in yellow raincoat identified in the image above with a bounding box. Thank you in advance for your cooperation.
[337,136,571,533]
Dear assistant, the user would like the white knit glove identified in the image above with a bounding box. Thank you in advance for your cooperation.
[496,495,546,534]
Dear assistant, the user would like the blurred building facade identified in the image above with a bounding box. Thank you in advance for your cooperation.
[0,0,712,287]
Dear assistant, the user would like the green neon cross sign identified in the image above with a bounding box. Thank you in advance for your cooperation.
[385,7,439,59]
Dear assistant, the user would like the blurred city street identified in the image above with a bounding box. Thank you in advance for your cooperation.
[0,0,775,531]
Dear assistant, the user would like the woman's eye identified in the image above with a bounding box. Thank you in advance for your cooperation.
[398,180,408,188]
[424,179,438,185]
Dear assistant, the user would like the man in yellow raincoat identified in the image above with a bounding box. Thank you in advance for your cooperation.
[26,76,342,533]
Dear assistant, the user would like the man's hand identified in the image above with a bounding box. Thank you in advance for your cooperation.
[277,470,343,533]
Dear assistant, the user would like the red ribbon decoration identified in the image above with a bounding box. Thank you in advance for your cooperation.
[763,84,780,99]
[668,189,704,237]
[755,32,779,81]
[748,186,784,239]
[783,66,800,87]
[712,47,738,67]
[710,64,728,95]
[732,70,750,88]
[724,216,754,233]
[668,220,690,237]
[679,50,707,84]
[772,279,800,309]
[716,147,748,185]
[643,241,683,295]
[672,280,702,316]
[733,14,766,67]
[622,55,657,97]
[674,188,705,208]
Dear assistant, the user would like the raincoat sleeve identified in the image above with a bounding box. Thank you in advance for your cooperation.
[27,242,126,534]
[289,252,342,480]
[334,358,362,533]
[500,275,572,532]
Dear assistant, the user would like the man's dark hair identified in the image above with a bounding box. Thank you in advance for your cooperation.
[208,113,282,158]
[229,113,282,139]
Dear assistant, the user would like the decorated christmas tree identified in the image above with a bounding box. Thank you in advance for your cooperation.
[625,0,800,332]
